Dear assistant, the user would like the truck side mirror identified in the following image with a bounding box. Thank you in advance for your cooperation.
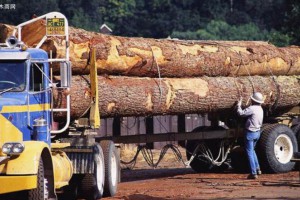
[60,62,71,88]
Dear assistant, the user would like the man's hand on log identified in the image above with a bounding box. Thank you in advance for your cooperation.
[237,98,242,107]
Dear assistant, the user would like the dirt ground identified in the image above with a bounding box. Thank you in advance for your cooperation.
[103,146,300,200]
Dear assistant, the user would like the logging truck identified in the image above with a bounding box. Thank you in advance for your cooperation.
[0,12,120,200]
[0,11,300,200]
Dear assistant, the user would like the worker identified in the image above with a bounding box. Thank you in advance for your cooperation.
[237,92,264,179]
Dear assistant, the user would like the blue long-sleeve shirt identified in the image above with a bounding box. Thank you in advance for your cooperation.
[237,105,263,132]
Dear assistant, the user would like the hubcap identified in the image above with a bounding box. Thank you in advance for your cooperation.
[274,134,293,164]
[111,153,118,187]
[96,154,105,192]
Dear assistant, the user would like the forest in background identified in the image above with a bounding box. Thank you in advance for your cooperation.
[0,0,299,46]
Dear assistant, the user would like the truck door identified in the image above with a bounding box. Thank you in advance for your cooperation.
[28,62,51,145]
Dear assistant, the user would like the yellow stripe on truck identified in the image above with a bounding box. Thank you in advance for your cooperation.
[0,103,50,113]
[0,103,50,155]
[0,114,22,155]
[0,175,37,194]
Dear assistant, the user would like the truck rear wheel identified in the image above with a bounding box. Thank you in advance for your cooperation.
[79,144,105,200]
[258,124,298,173]
[291,123,300,147]
[100,140,120,197]
[60,175,81,200]
[28,159,50,200]
[230,146,249,173]
[291,123,300,169]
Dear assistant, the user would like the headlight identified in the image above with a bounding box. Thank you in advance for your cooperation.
[2,143,25,155]
[2,143,13,154]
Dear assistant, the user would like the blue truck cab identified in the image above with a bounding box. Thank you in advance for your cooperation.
[0,12,73,199]
[0,48,51,146]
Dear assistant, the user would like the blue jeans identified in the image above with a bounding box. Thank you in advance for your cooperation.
[244,130,260,175]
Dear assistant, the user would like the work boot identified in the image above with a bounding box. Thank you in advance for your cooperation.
[247,174,258,179]
[257,169,262,175]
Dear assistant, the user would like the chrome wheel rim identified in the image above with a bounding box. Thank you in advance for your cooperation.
[96,154,105,192]
[111,153,118,187]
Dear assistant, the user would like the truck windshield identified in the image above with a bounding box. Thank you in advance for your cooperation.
[0,60,26,92]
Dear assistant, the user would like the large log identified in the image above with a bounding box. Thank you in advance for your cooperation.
[2,22,300,77]
[0,24,14,43]
[53,75,300,119]
[0,20,46,45]
[29,28,300,77]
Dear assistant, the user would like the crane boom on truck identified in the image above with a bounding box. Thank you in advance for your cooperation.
[0,12,120,200]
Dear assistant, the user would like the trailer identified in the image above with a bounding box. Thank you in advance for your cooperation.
[99,110,299,173]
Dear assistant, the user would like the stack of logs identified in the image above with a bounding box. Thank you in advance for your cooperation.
[1,20,300,119]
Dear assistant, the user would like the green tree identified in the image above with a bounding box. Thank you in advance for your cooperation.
[0,0,293,46]
[171,20,290,46]
[100,0,136,34]
[284,0,300,45]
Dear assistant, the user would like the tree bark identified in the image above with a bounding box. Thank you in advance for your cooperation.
[0,24,14,43]
[53,75,300,119]
[0,20,46,45]
[33,29,300,77]
[2,23,300,77]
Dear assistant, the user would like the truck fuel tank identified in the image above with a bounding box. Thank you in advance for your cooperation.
[52,150,73,189]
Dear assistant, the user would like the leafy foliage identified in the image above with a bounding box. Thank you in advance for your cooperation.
[0,0,297,46]
[285,0,300,45]
[172,20,291,46]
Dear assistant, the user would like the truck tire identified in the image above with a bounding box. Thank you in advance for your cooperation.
[100,140,120,197]
[28,159,50,200]
[230,146,249,173]
[186,126,207,172]
[186,126,229,172]
[291,123,300,169]
[79,144,105,200]
[186,139,208,172]
[291,123,300,147]
[59,175,82,200]
[258,124,298,173]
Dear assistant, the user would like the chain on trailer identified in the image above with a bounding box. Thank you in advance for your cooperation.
[120,141,233,170]
[120,142,231,170]
[232,48,281,111]
[120,144,188,170]
[198,141,230,166]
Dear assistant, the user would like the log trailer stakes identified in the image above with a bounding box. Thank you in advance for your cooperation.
[0,12,300,199]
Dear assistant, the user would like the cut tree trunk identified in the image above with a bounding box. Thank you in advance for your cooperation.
[28,29,300,77]
[53,75,300,119]
[0,24,14,43]
[0,20,45,46]
[2,23,300,77]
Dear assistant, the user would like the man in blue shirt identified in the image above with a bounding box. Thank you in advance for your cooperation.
[237,92,264,179]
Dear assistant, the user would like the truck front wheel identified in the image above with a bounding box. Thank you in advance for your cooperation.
[258,124,298,173]
[28,159,50,200]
